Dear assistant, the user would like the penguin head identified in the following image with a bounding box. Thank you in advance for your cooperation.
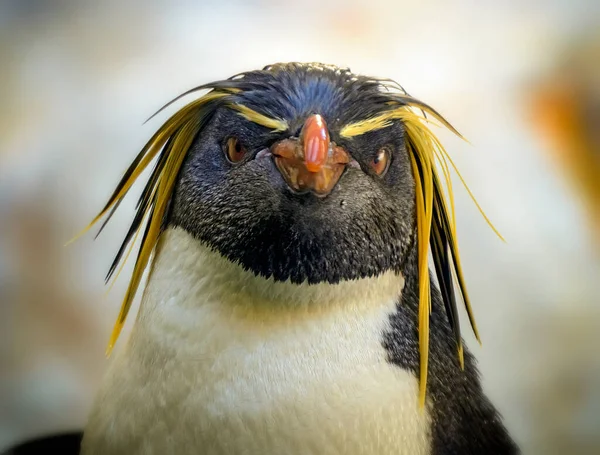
[170,63,416,285]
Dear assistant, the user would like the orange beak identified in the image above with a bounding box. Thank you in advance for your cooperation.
[271,114,350,196]
[302,114,330,172]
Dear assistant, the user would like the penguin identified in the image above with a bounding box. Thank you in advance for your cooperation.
[74,63,516,454]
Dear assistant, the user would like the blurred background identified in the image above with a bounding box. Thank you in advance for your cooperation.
[1,0,599,453]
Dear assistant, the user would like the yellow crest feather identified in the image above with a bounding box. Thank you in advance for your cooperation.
[230,103,289,132]
[68,89,291,355]
[68,90,231,354]
[343,102,503,407]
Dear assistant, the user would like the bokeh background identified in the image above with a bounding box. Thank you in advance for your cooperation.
[1,0,599,453]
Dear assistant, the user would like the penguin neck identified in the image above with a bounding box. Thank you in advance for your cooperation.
[136,226,406,320]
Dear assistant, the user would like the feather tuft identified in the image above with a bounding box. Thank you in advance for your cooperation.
[68,89,230,354]
[230,104,289,132]
[342,101,502,407]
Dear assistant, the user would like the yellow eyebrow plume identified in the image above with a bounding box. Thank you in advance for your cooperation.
[67,89,231,355]
[67,92,289,356]
[230,103,289,132]
[340,112,398,138]
[342,101,503,407]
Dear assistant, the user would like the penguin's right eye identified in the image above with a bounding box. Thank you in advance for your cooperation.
[224,137,248,164]
[370,145,391,176]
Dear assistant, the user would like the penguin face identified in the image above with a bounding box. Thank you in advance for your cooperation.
[170,65,416,285]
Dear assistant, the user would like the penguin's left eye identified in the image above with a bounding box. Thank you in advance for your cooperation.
[224,137,248,163]
[370,146,391,176]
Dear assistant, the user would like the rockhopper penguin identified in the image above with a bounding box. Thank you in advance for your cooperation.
[76,62,519,454]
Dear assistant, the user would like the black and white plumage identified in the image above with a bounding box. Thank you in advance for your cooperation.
[55,63,517,454]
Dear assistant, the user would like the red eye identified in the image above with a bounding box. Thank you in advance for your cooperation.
[225,137,247,163]
[370,146,391,176]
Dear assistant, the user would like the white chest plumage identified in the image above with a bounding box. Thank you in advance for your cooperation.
[81,227,431,455]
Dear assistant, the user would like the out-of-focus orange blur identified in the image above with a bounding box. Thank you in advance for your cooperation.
[528,31,600,248]
[1,1,599,454]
